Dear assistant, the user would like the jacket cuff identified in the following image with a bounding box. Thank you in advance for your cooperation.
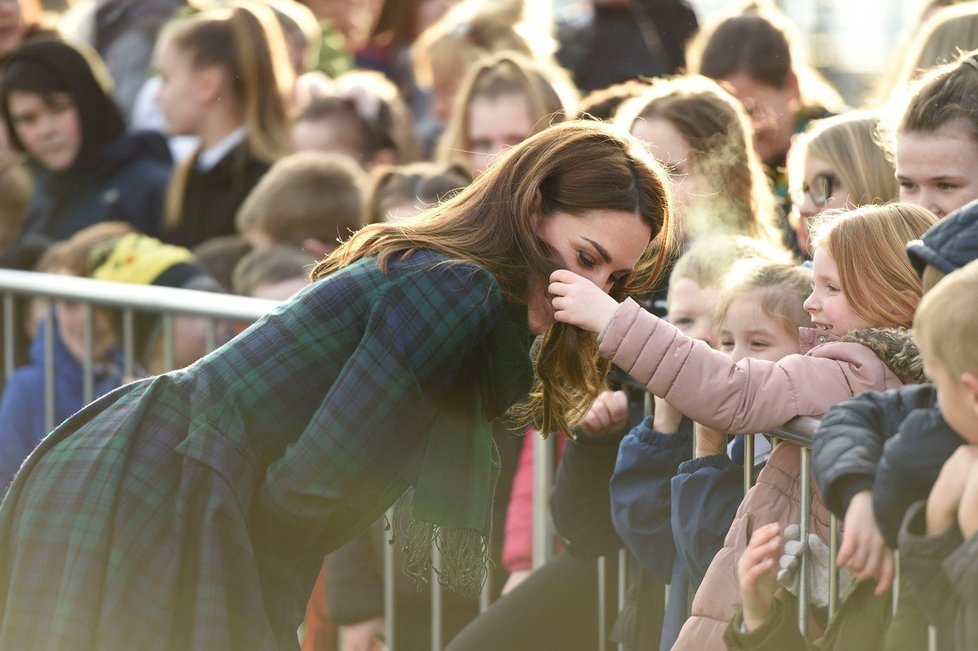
[632,422,693,450]
[569,426,627,447]
[676,453,734,475]
[836,476,874,517]
[724,600,789,649]
[597,298,641,355]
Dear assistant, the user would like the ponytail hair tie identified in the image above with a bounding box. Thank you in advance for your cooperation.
[964,56,978,71]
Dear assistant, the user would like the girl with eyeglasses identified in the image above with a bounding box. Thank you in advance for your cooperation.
[787,111,898,258]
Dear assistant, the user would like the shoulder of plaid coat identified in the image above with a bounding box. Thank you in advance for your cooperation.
[0,250,512,651]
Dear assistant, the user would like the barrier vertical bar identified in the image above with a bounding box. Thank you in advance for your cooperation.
[205,318,217,354]
[618,549,627,651]
[829,514,840,618]
[82,303,94,405]
[798,445,811,636]
[162,313,175,371]
[122,309,135,379]
[431,542,442,651]
[743,434,755,495]
[384,507,396,650]
[43,301,55,433]
[597,556,607,651]
[532,433,555,568]
[4,293,14,382]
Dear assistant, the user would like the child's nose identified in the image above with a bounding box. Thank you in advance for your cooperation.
[802,291,818,313]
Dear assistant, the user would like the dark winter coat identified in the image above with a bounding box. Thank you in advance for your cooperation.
[21,130,171,241]
[900,501,978,651]
[814,385,937,522]
[0,251,532,650]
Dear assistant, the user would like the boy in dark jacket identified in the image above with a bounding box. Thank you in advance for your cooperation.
[896,259,978,651]
[813,198,978,576]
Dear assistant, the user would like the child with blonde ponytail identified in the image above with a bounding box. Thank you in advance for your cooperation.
[155,3,293,248]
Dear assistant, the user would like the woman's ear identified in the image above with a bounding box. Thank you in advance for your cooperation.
[532,189,543,225]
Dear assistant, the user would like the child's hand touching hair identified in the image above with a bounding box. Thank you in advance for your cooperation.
[548,270,620,333]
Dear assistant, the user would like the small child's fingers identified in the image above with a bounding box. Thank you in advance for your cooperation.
[550,269,580,284]
[750,523,783,544]
[607,391,628,417]
[587,400,611,429]
[836,531,857,567]
[548,281,569,298]
[875,551,895,595]
[743,556,776,582]
[844,538,870,573]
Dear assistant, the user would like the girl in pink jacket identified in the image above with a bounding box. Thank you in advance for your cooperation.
[549,202,935,650]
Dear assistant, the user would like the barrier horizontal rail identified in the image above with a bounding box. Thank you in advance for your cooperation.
[0,269,279,320]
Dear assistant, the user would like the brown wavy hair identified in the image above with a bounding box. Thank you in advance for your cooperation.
[312,121,674,434]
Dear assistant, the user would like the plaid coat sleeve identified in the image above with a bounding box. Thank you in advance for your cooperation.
[248,258,505,632]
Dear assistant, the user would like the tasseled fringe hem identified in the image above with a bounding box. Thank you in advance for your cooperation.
[387,490,491,598]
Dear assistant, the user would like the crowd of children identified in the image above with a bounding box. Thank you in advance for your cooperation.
[1,0,978,649]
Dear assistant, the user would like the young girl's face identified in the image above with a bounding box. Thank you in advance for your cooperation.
[803,247,869,337]
[155,40,209,137]
[719,292,799,363]
[8,91,82,171]
[667,277,718,346]
[466,91,535,175]
[896,120,978,218]
[792,155,851,257]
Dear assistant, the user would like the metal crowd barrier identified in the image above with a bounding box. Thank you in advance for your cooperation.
[0,270,940,651]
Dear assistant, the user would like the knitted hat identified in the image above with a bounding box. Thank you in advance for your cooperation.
[906,198,978,276]
[91,233,202,286]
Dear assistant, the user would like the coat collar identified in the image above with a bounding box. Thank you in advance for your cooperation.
[798,327,840,353]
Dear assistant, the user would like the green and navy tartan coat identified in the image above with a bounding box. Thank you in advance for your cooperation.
[0,251,531,650]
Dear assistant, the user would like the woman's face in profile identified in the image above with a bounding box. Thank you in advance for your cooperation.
[528,208,652,335]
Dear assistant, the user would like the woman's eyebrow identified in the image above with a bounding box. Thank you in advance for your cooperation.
[582,237,611,263]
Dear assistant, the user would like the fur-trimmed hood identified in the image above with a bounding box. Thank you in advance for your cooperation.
[841,328,923,385]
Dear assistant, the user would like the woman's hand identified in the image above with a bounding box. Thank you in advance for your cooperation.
[738,522,783,632]
[548,270,619,334]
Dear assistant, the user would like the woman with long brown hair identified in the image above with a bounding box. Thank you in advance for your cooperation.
[0,120,672,650]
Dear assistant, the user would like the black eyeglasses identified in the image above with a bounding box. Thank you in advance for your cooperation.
[791,174,836,207]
